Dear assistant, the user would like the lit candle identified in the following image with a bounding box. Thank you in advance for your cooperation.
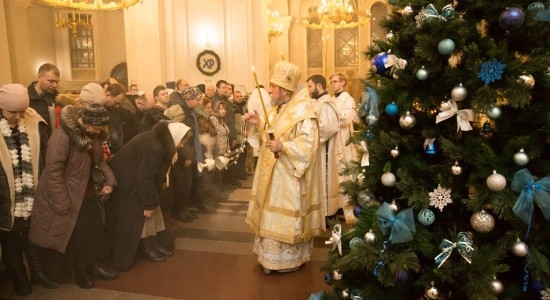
[251,66,270,128]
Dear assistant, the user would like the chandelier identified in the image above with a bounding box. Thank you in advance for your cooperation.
[300,0,371,29]
[55,9,93,38]
[268,10,284,42]
[38,0,140,10]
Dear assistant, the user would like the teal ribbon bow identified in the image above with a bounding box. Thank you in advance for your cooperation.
[511,168,550,224]
[434,232,474,268]
[376,202,416,244]
[423,3,455,21]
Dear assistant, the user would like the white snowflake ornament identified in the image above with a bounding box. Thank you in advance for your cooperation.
[541,288,550,300]
[429,184,452,211]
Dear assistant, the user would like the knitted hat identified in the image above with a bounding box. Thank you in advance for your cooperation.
[167,122,191,147]
[182,86,203,101]
[79,83,106,105]
[82,103,109,126]
[269,61,302,92]
[0,84,29,111]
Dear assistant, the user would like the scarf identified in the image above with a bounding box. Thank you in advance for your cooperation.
[0,116,34,218]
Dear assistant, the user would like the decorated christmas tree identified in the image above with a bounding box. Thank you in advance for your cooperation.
[320,1,550,299]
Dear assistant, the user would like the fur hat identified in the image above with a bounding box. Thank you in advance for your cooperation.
[269,61,302,92]
[0,84,29,112]
[182,86,203,101]
[167,122,191,146]
[79,83,106,105]
[82,103,109,126]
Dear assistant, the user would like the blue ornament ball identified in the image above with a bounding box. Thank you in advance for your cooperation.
[353,206,363,217]
[385,102,399,116]
[530,279,544,291]
[324,273,333,285]
[499,7,525,30]
[438,39,455,55]
[371,52,391,77]
[395,269,409,282]
[418,209,435,225]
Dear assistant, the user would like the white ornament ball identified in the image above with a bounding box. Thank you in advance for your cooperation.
[491,278,504,295]
[364,230,376,243]
[403,6,413,15]
[487,106,502,119]
[470,210,495,233]
[415,67,429,81]
[451,84,467,101]
[390,146,400,158]
[486,170,507,192]
[513,148,529,166]
[512,239,529,257]
[381,172,396,187]
[399,111,416,129]
[451,161,463,176]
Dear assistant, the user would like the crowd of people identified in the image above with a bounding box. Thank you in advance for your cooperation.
[0,61,358,295]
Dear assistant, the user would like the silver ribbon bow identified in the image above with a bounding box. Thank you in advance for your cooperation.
[435,100,474,132]
[325,224,342,255]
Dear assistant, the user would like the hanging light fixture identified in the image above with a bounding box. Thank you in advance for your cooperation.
[300,0,371,29]
[38,0,141,38]
[268,10,284,42]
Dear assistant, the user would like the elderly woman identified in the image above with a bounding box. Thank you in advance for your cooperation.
[0,84,59,296]
[29,103,118,289]
[105,121,191,271]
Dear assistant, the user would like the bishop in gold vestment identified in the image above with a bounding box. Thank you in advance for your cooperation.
[245,61,322,273]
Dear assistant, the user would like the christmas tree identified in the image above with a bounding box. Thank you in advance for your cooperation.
[320,1,550,299]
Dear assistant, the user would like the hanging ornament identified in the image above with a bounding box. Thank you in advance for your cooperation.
[332,270,343,280]
[440,100,451,111]
[436,99,474,132]
[451,83,467,101]
[324,273,333,285]
[448,51,463,68]
[390,146,400,158]
[499,7,525,30]
[424,281,440,300]
[438,38,455,55]
[371,51,408,79]
[403,6,413,15]
[416,66,429,80]
[513,148,529,166]
[511,239,529,257]
[385,102,399,116]
[341,289,350,298]
[364,229,377,243]
[399,111,416,129]
[476,19,489,37]
[386,30,394,40]
[487,105,501,119]
[518,74,535,88]
[486,170,507,192]
[470,210,495,233]
[530,279,544,292]
[357,190,377,208]
[349,237,363,248]
[356,173,365,184]
[491,276,504,295]
[429,184,452,211]
[412,98,424,112]
[359,141,370,166]
[451,161,463,175]
[395,269,409,282]
[426,106,439,118]
[389,200,399,212]
[418,209,435,225]
[350,289,363,300]
[381,172,396,186]
[424,138,437,155]
[480,121,493,138]
[353,206,363,217]
[478,59,506,85]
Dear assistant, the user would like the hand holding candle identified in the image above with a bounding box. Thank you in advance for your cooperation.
[251,65,278,158]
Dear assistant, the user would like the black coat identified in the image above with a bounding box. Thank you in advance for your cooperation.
[105,121,176,270]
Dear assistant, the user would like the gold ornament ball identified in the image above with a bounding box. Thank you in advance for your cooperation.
[471,210,495,233]
[518,74,535,88]
[491,278,504,294]
[412,98,424,112]
[426,106,439,118]
[451,161,463,175]
[399,111,416,129]
[451,84,467,101]
[512,239,529,257]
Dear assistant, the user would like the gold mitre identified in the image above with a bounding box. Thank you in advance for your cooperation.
[269,61,301,92]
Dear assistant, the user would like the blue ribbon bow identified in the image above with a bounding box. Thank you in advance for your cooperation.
[511,168,550,224]
[423,3,455,22]
[358,86,380,123]
[434,232,474,268]
[376,202,416,244]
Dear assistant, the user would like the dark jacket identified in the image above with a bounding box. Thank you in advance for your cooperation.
[137,106,170,133]
[0,109,48,231]
[29,105,116,253]
[105,121,176,270]
[168,91,184,108]
[107,107,125,154]
[27,81,56,138]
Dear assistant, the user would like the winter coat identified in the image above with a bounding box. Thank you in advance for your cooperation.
[0,108,49,231]
[105,120,176,270]
[27,81,57,133]
[29,105,116,253]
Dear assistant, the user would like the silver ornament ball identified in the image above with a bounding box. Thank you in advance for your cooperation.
[491,278,504,295]
[399,111,416,129]
[357,190,376,207]
[424,283,440,300]
[512,239,529,257]
[451,161,463,175]
[451,84,467,101]
[381,172,396,187]
[486,170,507,192]
[416,67,429,81]
[471,210,495,233]
[364,230,376,243]
[487,106,502,119]
[513,148,529,166]
[390,146,400,158]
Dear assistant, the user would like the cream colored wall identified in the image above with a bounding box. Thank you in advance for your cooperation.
[0,0,12,84]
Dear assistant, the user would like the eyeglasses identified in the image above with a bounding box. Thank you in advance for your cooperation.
[330,80,343,84]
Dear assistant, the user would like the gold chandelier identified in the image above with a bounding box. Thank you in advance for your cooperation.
[39,0,140,11]
[300,0,371,29]
[268,10,284,42]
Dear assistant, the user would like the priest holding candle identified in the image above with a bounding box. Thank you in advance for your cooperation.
[245,61,322,274]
